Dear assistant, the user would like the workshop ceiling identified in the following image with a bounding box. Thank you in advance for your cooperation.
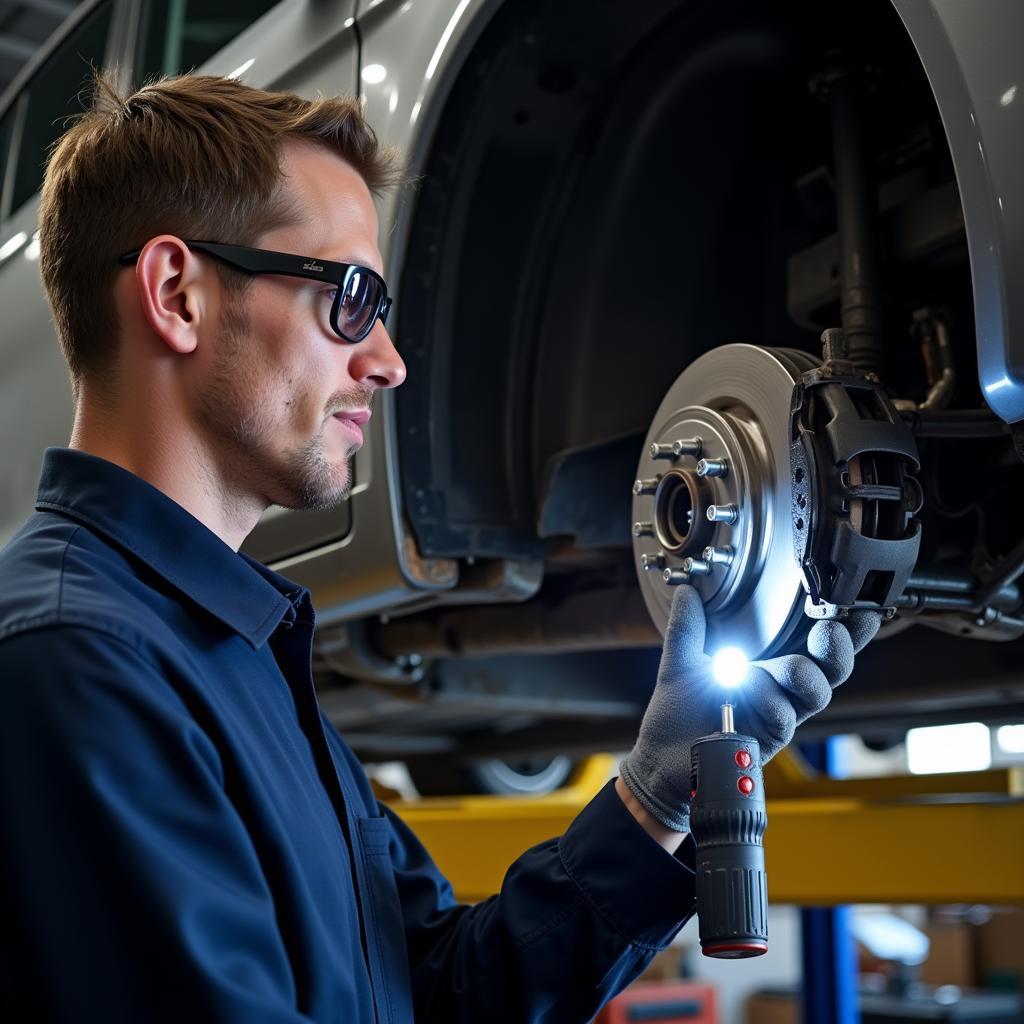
[0,0,77,98]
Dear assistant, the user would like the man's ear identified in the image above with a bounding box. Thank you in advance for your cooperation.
[134,236,210,355]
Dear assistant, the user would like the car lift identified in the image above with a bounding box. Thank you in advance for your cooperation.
[383,751,1024,905]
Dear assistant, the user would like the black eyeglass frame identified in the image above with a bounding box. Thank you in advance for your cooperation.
[117,240,392,343]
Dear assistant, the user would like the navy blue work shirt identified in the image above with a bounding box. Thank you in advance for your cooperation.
[0,447,696,1023]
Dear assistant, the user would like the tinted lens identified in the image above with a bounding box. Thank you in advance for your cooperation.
[336,267,382,341]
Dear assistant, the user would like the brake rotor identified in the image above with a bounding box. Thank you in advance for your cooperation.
[632,344,820,659]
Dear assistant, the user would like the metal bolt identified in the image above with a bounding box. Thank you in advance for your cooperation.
[650,442,677,460]
[663,568,690,585]
[633,477,660,496]
[706,503,739,525]
[633,521,654,538]
[702,545,735,566]
[641,552,666,572]
[672,437,703,458]
[682,557,712,576]
[696,458,728,479]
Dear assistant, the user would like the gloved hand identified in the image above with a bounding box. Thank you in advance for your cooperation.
[619,585,881,832]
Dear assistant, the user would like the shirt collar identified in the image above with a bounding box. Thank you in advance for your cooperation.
[35,447,309,648]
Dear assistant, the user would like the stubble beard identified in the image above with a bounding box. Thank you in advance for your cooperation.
[196,291,354,514]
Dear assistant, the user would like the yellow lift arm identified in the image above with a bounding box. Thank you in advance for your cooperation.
[383,753,1024,905]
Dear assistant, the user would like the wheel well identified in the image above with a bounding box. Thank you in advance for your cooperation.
[354,0,1004,759]
[397,0,964,563]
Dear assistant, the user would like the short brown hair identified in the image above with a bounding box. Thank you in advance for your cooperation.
[38,68,403,402]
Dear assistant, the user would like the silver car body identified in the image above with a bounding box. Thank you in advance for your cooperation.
[0,0,1022,712]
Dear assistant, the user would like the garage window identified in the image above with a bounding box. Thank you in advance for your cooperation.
[135,0,282,81]
[9,1,114,216]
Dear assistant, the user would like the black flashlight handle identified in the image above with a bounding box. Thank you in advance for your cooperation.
[690,731,768,958]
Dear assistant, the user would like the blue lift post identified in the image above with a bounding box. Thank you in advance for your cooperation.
[800,740,859,1024]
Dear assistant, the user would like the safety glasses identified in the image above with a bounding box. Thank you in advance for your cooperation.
[117,240,392,343]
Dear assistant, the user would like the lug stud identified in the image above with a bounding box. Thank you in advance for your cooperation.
[633,477,660,496]
[682,557,712,576]
[672,437,703,458]
[702,545,735,566]
[706,503,739,525]
[663,568,690,585]
[641,552,666,571]
[633,521,654,538]
[696,458,728,478]
[649,437,702,460]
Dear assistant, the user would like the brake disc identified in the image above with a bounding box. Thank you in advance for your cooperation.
[631,344,820,659]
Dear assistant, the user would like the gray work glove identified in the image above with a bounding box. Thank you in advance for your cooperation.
[619,585,881,831]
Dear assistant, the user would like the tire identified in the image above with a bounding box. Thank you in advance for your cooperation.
[408,755,575,797]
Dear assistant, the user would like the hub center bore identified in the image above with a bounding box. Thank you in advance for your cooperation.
[654,470,712,556]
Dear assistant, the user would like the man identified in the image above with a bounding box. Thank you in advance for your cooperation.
[0,71,877,1022]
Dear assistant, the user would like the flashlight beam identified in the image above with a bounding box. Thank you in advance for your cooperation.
[711,646,750,688]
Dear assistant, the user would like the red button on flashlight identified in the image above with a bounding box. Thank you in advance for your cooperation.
[738,776,755,796]
[735,750,752,769]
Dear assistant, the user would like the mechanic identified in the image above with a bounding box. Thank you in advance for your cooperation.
[0,71,879,1023]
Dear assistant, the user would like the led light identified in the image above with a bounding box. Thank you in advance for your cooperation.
[361,64,387,85]
[907,722,991,775]
[711,647,749,689]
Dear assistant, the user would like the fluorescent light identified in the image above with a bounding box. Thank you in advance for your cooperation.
[0,231,28,262]
[907,722,991,775]
[227,58,255,80]
[996,724,1024,754]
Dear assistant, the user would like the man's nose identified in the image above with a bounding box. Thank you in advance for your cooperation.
[348,322,407,390]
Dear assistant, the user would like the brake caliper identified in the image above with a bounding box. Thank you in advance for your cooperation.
[790,328,923,619]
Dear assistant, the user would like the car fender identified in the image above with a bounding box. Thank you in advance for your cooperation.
[890,0,1024,423]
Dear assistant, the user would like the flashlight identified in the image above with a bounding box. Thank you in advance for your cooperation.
[689,656,768,959]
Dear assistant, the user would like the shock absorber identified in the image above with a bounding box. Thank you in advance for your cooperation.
[690,700,769,958]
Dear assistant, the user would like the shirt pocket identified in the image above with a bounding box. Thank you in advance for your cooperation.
[355,815,415,1024]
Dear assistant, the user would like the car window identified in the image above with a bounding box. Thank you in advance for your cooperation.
[9,1,115,216]
[136,0,282,80]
